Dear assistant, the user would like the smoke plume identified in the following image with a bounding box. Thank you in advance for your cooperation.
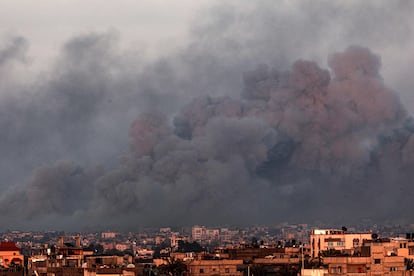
[0,1,413,230]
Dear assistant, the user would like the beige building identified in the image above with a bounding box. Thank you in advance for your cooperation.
[192,226,220,242]
[101,232,117,239]
[302,268,328,276]
[187,259,243,276]
[310,229,372,258]
[323,255,406,275]
[192,226,206,241]
[320,237,414,275]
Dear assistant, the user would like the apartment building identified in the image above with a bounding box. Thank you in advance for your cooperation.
[321,237,414,275]
[0,242,24,269]
[191,226,220,243]
[187,259,243,276]
[310,229,372,258]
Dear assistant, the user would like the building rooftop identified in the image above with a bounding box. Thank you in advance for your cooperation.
[311,229,371,235]
[0,241,19,251]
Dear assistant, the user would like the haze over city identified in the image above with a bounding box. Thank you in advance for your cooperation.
[0,0,414,231]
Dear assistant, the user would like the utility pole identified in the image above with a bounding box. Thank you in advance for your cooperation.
[301,244,305,276]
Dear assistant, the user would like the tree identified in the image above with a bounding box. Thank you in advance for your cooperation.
[250,263,267,276]
[177,241,203,253]
[85,243,104,255]
[158,257,187,276]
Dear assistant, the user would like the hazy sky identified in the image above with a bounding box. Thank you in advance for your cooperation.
[0,0,212,67]
[0,0,414,230]
[1,0,413,102]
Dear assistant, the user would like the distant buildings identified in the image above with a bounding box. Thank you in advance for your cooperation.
[101,232,117,239]
[191,226,237,245]
[5,224,414,275]
[28,236,141,276]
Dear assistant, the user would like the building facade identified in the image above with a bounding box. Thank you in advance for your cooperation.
[310,229,372,258]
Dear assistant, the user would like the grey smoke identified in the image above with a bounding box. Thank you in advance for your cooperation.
[0,36,28,66]
[0,0,413,230]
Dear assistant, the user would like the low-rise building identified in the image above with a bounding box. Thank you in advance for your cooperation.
[0,242,24,269]
[187,259,243,276]
[310,228,372,258]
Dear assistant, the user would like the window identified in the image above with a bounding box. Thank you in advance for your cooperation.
[390,267,397,271]
[374,259,381,264]
[225,268,230,273]
[337,241,344,246]
[200,269,204,273]
[330,266,342,274]
[353,238,359,247]
[327,242,334,247]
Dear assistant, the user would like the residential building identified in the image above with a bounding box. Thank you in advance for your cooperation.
[0,241,24,276]
[310,228,372,258]
[187,259,243,276]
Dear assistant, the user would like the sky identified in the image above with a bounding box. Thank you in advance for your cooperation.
[0,0,414,231]
[0,0,208,64]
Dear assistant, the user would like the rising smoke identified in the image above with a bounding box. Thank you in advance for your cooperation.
[91,45,414,228]
[0,1,413,230]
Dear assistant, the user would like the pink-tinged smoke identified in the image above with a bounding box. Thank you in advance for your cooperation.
[129,112,170,157]
[4,45,414,228]
[49,46,414,226]
[167,46,411,175]
[109,46,414,226]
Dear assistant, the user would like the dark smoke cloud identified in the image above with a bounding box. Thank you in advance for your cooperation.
[0,1,413,230]
[6,45,412,230]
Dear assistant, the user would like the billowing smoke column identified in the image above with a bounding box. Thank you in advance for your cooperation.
[93,45,414,226]
[170,46,409,176]
[2,45,414,229]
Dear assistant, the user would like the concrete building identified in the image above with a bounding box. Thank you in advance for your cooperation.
[0,242,24,269]
[301,268,328,276]
[310,229,372,258]
[0,241,24,276]
[323,255,405,275]
[101,232,117,239]
[29,238,140,276]
[320,238,414,275]
[192,226,206,242]
[187,259,243,276]
[191,226,220,243]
